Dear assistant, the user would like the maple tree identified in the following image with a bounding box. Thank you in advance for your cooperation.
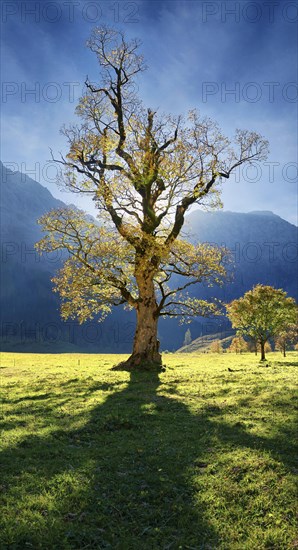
[228,336,248,354]
[226,285,297,361]
[209,340,223,353]
[37,27,269,369]
[275,323,298,357]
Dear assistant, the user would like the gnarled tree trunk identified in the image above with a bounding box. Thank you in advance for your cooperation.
[123,260,162,369]
[128,302,161,367]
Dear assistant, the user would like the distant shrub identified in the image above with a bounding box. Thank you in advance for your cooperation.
[229,336,248,354]
[209,340,223,353]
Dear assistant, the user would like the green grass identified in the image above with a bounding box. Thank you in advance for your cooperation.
[0,352,297,549]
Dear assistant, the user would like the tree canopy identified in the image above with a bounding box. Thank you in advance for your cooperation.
[228,336,248,354]
[226,285,297,361]
[37,27,269,369]
[275,323,298,357]
[209,339,223,353]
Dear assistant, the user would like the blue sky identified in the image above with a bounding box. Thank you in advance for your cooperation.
[1,0,297,223]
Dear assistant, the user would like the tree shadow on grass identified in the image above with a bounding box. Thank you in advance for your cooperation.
[272,360,298,367]
[0,369,297,549]
[0,369,219,549]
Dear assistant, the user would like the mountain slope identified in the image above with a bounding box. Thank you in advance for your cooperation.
[0,162,127,352]
[183,209,298,301]
[176,331,235,353]
[1,162,297,352]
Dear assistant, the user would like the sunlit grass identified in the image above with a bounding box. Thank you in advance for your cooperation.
[0,352,297,549]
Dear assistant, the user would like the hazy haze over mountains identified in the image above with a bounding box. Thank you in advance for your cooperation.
[183,208,298,301]
[1,161,297,352]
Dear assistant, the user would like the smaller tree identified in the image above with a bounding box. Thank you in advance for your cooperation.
[226,285,297,361]
[229,335,248,354]
[210,339,223,353]
[183,328,192,347]
[275,323,298,357]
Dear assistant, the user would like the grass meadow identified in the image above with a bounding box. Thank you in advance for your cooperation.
[0,352,297,549]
